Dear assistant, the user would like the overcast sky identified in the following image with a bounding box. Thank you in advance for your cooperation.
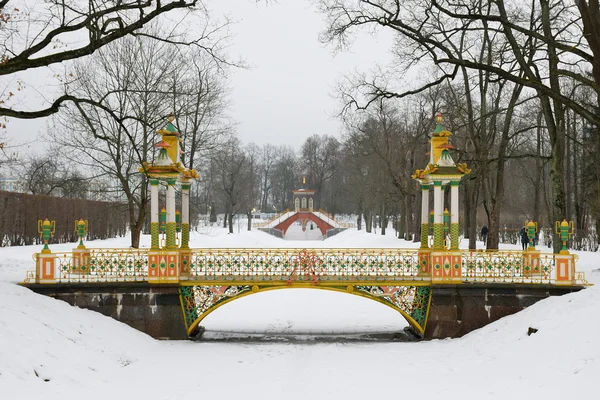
[212,0,394,149]
[5,0,394,155]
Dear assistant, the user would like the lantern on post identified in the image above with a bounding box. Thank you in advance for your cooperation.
[526,220,538,250]
[74,219,88,249]
[555,219,574,254]
[37,218,56,253]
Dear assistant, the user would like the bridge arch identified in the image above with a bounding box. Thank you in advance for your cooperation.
[180,284,432,338]
[273,212,334,236]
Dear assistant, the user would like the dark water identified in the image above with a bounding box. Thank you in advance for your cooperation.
[192,326,420,343]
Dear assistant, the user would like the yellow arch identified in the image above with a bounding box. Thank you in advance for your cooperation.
[182,284,432,337]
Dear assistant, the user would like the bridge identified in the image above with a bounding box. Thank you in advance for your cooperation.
[255,210,351,238]
[21,245,588,340]
[18,114,591,340]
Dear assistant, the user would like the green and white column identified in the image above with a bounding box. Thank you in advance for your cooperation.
[433,181,444,249]
[420,183,430,248]
[181,182,190,249]
[450,180,460,250]
[150,179,160,249]
[166,179,177,249]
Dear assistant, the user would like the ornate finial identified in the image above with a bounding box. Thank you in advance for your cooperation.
[435,112,443,124]
[303,176,306,185]
[168,113,175,123]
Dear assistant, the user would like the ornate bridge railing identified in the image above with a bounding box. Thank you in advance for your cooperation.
[462,250,572,285]
[26,248,149,284]
[187,248,423,283]
[24,248,588,286]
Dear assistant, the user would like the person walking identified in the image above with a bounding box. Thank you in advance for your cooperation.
[520,226,529,250]
[481,225,489,246]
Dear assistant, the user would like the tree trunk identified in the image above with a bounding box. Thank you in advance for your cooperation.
[487,199,500,250]
[487,82,522,250]
[380,204,387,235]
[463,184,470,240]
[228,213,234,234]
[465,178,479,250]
[541,0,567,253]
[357,212,362,230]
[533,113,543,223]
[404,194,412,241]
[247,210,252,231]
[398,208,406,239]
[565,113,573,222]
[549,127,566,254]
[365,211,372,233]
[128,199,147,249]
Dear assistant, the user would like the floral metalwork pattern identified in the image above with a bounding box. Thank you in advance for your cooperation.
[461,251,554,284]
[354,285,431,330]
[188,248,422,282]
[24,248,586,287]
[180,285,251,330]
[52,249,148,283]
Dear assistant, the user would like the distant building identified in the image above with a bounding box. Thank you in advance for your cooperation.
[0,176,22,192]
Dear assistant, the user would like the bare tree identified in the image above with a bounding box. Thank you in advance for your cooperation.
[21,153,89,198]
[301,134,341,209]
[319,0,595,251]
[0,0,226,119]
[259,144,277,211]
[271,146,298,211]
[174,50,235,171]
[213,138,249,234]
[52,33,179,247]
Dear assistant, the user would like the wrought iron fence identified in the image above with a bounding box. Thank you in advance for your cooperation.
[41,248,148,283]
[187,248,423,282]
[461,250,572,284]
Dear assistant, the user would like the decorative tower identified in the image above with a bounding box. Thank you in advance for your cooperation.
[139,115,198,283]
[292,177,316,212]
[412,112,470,282]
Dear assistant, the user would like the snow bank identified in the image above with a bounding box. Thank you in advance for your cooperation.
[0,228,598,399]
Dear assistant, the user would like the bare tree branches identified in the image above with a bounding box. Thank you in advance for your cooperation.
[318,0,600,126]
[0,0,237,121]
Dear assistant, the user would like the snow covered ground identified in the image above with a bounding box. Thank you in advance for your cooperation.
[1,227,598,399]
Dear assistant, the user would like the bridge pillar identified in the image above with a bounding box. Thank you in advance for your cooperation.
[555,254,575,285]
[150,179,160,250]
[418,249,431,276]
[165,179,177,250]
[420,183,430,249]
[450,180,460,250]
[148,250,180,283]
[181,182,190,250]
[180,182,191,278]
[523,249,541,277]
[432,181,444,249]
[431,251,462,283]
[72,248,90,274]
[35,253,57,284]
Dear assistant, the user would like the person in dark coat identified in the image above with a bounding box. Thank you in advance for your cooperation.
[520,226,529,250]
[481,225,489,245]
